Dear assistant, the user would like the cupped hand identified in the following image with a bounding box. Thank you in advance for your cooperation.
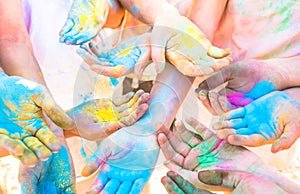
[0,75,74,166]
[77,33,151,79]
[213,91,300,153]
[67,90,150,141]
[157,118,265,188]
[151,14,232,76]
[59,0,109,45]
[19,128,76,194]
[81,123,159,194]
[195,60,283,115]
[162,170,286,194]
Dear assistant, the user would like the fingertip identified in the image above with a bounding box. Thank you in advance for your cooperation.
[157,133,167,146]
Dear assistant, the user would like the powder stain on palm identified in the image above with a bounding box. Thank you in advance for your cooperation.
[83,101,118,122]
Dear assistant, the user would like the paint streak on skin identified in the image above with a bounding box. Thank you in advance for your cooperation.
[132,6,139,16]
[227,80,276,107]
[16,79,38,90]
[196,139,223,167]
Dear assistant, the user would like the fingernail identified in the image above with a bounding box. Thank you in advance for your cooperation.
[197,90,207,100]
[195,87,201,93]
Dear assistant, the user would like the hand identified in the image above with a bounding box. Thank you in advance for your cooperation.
[67,90,150,140]
[19,128,76,194]
[162,170,286,194]
[81,123,159,193]
[151,14,232,76]
[157,118,265,188]
[59,0,109,45]
[76,33,151,79]
[0,75,74,166]
[196,60,284,115]
[213,91,300,153]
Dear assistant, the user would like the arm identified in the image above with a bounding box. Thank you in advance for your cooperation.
[0,0,45,84]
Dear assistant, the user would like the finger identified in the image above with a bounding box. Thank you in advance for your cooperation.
[113,92,135,106]
[167,171,211,194]
[216,128,237,139]
[196,89,217,115]
[227,134,266,147]
[77,47,101,65]
[208,92,225,115]
[87,173,109,194]
[0,134,26,155]
[161,175,185,194]
[34,89,74,130]
[90,64,127,78]
[73,31,97,45]
[151,45,166,74]
[116,181,132,194]
[118,90,144,112]
[165,129,191,157]
[218,94,232,112]
[271,125,300,153]
[63,25,82,45]
[23,136,52,161]
[15,146,39,167]
[210,57,232,72]
[100,179,120,194]
[224,108,246,120]
[134,47,152,79]
[185,117,213,140]
[158,133,184,166]
[207,46,231,59]
[173,120,202,147]
[213,119,247,130]
[129,178,147,194]
[89,42,102,56]
[82,153,106,177]
[164,161,202,187]
[197,70,231,91]
[118,104,149,126]
[59,18,74,39]
[35,125,61,152]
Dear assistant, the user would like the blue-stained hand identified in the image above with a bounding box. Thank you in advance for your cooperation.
[76,33,151,79]
[0,74,74,166]
[59,0,109,45]
[81,123,159,194]
[213,91,300,153]
[19,128,76,194]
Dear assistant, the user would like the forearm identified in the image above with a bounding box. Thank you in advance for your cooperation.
[252,163,300,194]
[264,56,300,90]
[119,0,179,24]
[187,0,228,41]
[0,0,45,85]
[137,63,194,131]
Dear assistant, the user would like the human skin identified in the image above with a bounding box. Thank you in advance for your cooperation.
[162,171,287,194]
[157,118,300,194]
[196,58,300,115]
[0,0,75,164]
[81,63,194,193]
[214,88,300,153]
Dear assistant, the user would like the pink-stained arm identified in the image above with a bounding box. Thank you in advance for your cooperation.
[187,0,228,41]
[0,0,46,85]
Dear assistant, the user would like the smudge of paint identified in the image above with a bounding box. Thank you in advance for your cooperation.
[227,80,276,107]
[195,139,223,167]
[15,79,38,90]
[132,6,139,16]
[110,77,119,86]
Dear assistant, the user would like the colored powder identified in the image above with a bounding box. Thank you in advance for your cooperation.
[83,101,118,122]
[132,6,139,16]
[196,139,223,167]
[110,77,119,86]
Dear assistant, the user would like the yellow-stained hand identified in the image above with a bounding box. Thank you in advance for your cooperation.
[152,14,232,76]
[67,90,150,141]
[59,0,109,45]
[0,74,74,166]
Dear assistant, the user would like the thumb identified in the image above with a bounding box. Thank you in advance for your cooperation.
[134,47,152,79]
[151,45,166,74]
[34,89,75,130]
[271,124,300,153]
[81,148,107,177]
[207,46,232,59]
